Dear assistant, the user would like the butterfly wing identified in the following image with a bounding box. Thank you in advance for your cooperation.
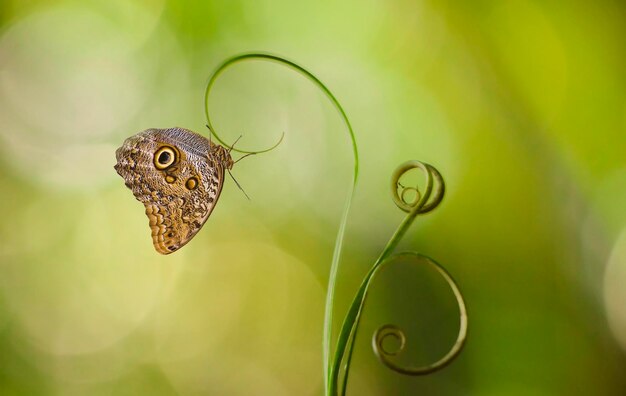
[115,128,226,254]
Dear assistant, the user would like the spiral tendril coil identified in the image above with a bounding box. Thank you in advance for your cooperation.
[369,162,467,376]
[371,253,468,376]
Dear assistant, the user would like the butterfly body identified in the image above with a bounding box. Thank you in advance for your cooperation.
[115,127,232,254]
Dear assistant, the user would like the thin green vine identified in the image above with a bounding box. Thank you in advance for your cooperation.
[204,53,358,395]
[331,161,467,394]
[204,53,467,396]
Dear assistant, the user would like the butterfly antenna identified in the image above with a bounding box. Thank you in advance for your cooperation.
[234,152,256,164]
[228,135,243,154]
[227,168,250,200]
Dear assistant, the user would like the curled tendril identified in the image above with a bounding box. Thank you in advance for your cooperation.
[374,325,406,356]
[371,252,468,376]
[330,161,467,395]
[203,53,359,396]
[204,54,284,154]
[391,160,445,214]
[367,163,466,376]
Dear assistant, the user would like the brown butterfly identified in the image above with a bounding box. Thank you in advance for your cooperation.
[114,127,234,254]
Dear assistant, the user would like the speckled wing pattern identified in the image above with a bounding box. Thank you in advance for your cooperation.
[114,127,233,254]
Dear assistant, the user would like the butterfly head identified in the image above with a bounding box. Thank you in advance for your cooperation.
[210,144,234,170]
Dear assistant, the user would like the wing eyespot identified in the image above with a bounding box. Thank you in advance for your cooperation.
[154,146,177,169]
[185,177,198,190]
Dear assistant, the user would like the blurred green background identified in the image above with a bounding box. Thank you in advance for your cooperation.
[1,0,625,394]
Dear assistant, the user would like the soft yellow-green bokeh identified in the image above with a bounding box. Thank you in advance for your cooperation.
[0,0,625,394]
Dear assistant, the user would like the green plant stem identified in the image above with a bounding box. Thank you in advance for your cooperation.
[329,164,435,395]
[203,53,359,396]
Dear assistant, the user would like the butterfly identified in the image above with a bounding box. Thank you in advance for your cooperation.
[114,127,234,254]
